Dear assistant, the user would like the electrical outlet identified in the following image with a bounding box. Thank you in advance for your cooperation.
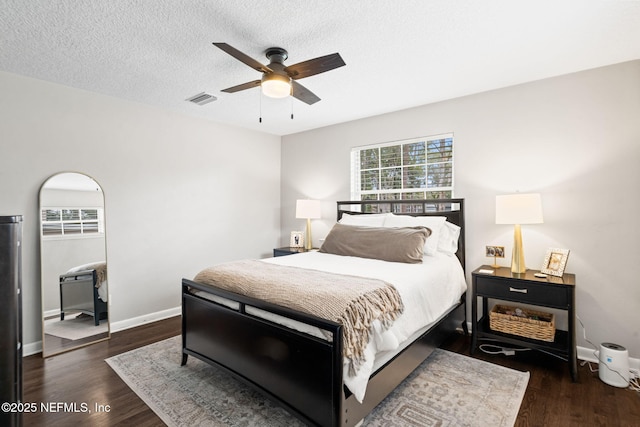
[630,368,640,379]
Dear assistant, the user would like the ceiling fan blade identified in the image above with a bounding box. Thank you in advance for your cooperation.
[221,80,261,93]
[213,42,273,74]
[285,53,345,80]
[291,80,321,105]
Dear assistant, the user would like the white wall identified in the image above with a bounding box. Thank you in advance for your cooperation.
[0,71,281,351]
[281,60,640,358]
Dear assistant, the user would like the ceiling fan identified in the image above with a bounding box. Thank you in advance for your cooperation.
[213,43,345,105]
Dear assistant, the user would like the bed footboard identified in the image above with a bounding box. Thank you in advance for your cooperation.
[182,279,344,426]
[182,279,466,427]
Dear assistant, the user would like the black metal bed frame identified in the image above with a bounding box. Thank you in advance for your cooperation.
[181,199,466,426]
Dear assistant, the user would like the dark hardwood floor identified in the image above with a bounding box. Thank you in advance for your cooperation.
[23,316,638,426]
[441,336,639,427]
[23,316,182,427]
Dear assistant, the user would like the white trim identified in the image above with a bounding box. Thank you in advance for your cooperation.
[27,313,640,377]
[577,344,601,364]
[110,306,181,333]
[578,345,640,373]
[352,133,454,151]
[43,308,60,319]
[350,133,454,201]
[22,306,181,357]
[23,341,43,357]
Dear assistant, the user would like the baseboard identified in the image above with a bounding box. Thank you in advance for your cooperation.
[110,306,181,333]
[23,341,43,357]
[25,313,640,376]
[577,345,640,373]
[22,306,181,357]
[577,345,600,364]
[43,308,59,319]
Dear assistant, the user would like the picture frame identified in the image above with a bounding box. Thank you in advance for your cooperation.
[541,248,570,277]
[485,245,505,268]
[485,245,505,258]
[290,231,304,248]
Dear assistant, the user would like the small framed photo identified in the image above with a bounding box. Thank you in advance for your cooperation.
[290,231,304,248]
[541,248,570,277]
[485,245,505,258]
[486,245,505,268]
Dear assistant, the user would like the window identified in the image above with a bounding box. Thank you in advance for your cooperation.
[351,133,454,202]
[41,208,104,237]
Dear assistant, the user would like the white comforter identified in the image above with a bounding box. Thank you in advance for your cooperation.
[262,251,467,402]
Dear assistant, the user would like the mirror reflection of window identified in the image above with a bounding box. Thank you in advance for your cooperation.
[41,207,104,236]
[39,172,110,357]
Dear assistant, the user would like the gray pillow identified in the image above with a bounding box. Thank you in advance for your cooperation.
[319,223,431,264]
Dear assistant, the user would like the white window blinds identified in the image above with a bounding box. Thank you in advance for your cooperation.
[351,133,454,201]
[41,208,104,237]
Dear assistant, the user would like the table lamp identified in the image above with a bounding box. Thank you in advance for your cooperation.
[495,193,543,273]
[296,199,321,250]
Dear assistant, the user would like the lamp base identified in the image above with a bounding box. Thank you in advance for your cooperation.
[511,224,526,274]
[305,218,313,250]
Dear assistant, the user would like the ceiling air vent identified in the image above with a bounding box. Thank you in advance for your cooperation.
[186,92,217,106]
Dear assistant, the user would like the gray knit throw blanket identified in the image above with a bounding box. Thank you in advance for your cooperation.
[194,260,404,376]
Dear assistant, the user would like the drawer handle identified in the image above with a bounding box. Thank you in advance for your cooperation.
[509,287,528,294]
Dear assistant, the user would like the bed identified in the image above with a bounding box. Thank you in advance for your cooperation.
[59,261,108,326]
[181,199,467,426]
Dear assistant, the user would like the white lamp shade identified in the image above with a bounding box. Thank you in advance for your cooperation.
[296,199,321,219]
[496,193,544,225]
[261,74,291,98]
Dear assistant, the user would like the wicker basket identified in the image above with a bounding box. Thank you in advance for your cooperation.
[489,304,555,342]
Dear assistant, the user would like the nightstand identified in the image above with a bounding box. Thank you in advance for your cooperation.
[471,265,577,381]
[273,247,314,257]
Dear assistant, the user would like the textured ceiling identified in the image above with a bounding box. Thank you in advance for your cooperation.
[1,1,639,136]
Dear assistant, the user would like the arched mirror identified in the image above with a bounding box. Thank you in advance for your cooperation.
[39,172,109,357]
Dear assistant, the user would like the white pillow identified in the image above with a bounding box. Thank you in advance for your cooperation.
[382,214,446,256]
[339,212,390,227]
[437,221,461,256]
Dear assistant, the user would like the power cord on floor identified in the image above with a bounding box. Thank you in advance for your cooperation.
[478,343,531,356]
[581,360,640,392]
[630,374,640,392]
[576,314,639,393]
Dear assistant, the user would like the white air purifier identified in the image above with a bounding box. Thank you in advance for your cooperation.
[598,342,630,388]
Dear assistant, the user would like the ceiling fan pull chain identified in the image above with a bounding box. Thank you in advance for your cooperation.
[291,97,294,120]
[259,91,262,123]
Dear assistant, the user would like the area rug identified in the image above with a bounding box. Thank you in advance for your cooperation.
[44,313,108,340]
[106,336,529,427]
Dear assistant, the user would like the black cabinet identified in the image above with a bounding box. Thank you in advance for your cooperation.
[273,247,314,257]
[0,215,23,427]
[471,265,577,381]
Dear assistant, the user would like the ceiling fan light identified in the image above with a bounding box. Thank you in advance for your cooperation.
[261,74,291,98]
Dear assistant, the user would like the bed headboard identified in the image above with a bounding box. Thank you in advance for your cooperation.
[336,198,465,271]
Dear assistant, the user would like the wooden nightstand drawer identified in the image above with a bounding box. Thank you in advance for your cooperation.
[475,276,569,307]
